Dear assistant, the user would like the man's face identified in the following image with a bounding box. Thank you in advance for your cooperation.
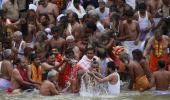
[90,64,99,72]
[127,17,133,23]
[68,13,73,23]
[99,2,105,9]
[47,55,55,65]
[139,10,145,15]
[21,59,28,69]
[67,39,75,48]
[155,32,162,41]
[12,35,19,42]
[86,50,95,60]
[34,57,41,66]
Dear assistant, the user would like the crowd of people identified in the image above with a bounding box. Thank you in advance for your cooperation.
[0,0,170,96]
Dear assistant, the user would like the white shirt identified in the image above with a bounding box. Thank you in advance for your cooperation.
[67,3,86,19]
[95,7,109,20]
[108,72,120,94]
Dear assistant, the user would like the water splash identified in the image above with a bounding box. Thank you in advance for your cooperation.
[79,72,108,97]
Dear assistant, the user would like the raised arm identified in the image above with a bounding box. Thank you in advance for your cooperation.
[143,37,153,57]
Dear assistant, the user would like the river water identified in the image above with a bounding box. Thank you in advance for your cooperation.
[0,90,170,100]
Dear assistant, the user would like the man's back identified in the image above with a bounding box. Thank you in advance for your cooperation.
[153,70,170,90]
[40,80,58,96]
[129,60,145,79]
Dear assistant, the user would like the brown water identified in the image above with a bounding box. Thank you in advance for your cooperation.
[0,90,170,100]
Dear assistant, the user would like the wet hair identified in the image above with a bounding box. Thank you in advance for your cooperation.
[132,49,144,60]
[120,53,130,61]
[138,3,147,11]
[158,60,165,69]
[85,21,97,32]
[91,58,99,68]
[97,48,107,59]
[107,61,117,71]
[29,52,38,62]
[125,9,134,17]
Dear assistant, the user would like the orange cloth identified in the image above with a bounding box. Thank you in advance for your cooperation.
[31,64,42,83]
[133,75,149,91]
[149,52,168,72]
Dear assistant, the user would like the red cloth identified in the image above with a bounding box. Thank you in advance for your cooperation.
[17,67,29,81]
[110,54,125,72]
[149,53,168,72]
[58,64,71,88]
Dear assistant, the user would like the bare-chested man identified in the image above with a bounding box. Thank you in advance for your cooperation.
[150,60,170,90]
[119,10,141,58]
[132,49,151,81]
[65,11,82,40]
[147,0,162,31]
[120,53,150,91]
[10,58,37,92]
[40,70,59,96]
[36,0,59,25]
[46,26,66,53]
[0,49,14,90]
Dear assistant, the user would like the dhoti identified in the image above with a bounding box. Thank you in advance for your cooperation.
[0,78,11,90]
[133,75,149,91]
[122,41,142,58]
[149,53,168,72]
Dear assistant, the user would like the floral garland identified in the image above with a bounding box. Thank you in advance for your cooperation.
[154,40,163,57]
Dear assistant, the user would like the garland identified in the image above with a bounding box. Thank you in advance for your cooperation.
[154,40,163,57]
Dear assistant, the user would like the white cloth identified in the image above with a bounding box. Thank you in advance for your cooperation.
[14,40,25,59]
[125,0,136,10]
[108,72,120,94]
[0,78,11,90]
[78,55,99,71]
[122,41,141,58]
[95,7,109,20]
[100,58,109,77]
[67,2,86,19]
[96,21,105,32]
[138,11,151,30]
[29,4,37,11]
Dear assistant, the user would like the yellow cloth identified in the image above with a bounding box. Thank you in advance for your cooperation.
[133,75,149,91]
[31,64,42,83]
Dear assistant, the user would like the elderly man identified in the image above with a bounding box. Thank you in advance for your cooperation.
[40,69,59,96]
[0,49,14,90]
[12,31,26,59]
[66,35,81,60]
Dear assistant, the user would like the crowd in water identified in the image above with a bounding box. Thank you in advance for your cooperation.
[0,0,170,96]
